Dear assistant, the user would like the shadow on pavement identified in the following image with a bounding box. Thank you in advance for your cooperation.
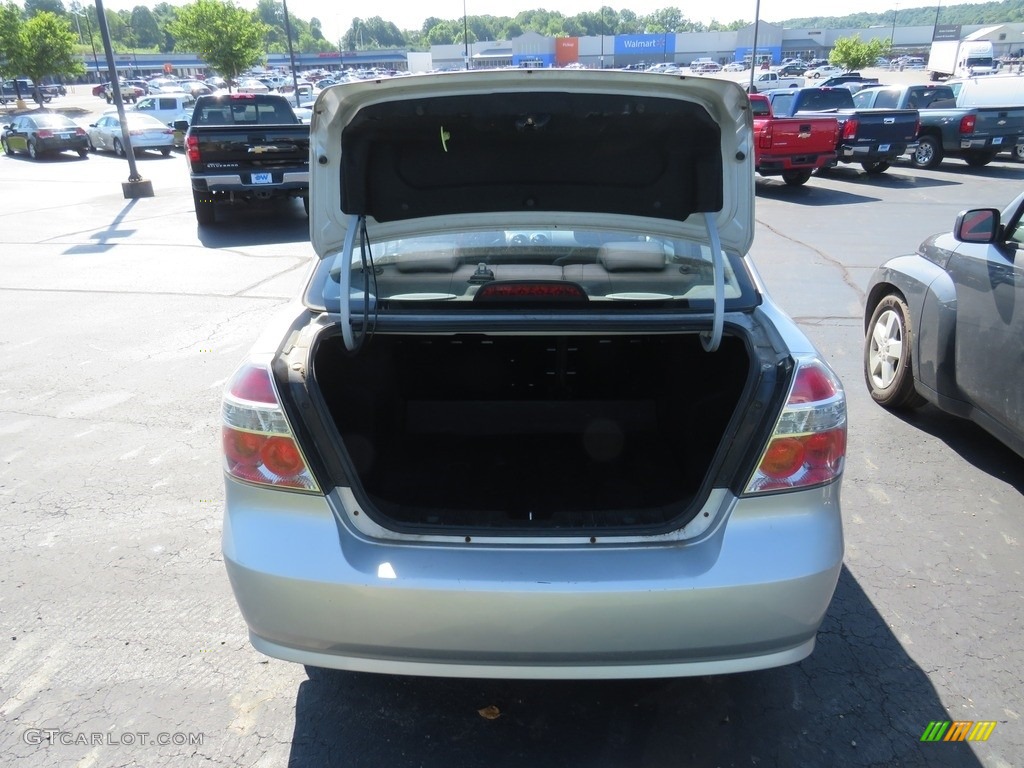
[894,404,1024,493]
[196,199,311,248]
[755,181,881,206]
[286,566,984,768]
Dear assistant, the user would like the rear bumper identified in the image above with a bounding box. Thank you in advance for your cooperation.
[757,152,836,172]
[839,141,915,162]
[191,170,308,194]
[223,478,844,679]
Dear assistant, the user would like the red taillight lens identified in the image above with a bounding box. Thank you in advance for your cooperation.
[75,127,87,136]
[186,133,200,163]
[959,114,976,135]
[746,358,846,494]
[36,129,53,139]
[221,361,319,492]
[841,118,858,140]
[759,122,773,149]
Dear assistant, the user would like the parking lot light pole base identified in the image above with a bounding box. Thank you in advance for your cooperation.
[122,179,154,199]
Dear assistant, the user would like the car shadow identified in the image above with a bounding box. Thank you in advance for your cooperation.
[815,165,960,188]
[285,567,983,768]
[755,181,880,206]
[891,158,1024,179]
[891,405,1024,492]
[196,200,310,247]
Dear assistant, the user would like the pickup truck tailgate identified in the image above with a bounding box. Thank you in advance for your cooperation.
[844,109,919,145]
[971,106,1024,144]
[190,128,309,170]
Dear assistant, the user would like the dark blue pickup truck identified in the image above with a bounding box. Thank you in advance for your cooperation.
[852,83,1024,168]
[181,93,310,225]
[766,86,919,174]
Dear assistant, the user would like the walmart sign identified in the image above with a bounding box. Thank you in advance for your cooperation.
[615,34,675,57]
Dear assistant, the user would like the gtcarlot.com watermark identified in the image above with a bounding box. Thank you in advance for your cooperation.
[24,729,204,747]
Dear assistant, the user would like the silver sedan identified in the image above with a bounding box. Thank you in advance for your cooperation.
[86,112,175,157]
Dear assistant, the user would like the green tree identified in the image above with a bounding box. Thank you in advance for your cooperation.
[130,6,160,48]
[169,0,269,86]
[0,1,25,83]
[829,34,890,70]
[25,0,65,17]
[16,11,83,95]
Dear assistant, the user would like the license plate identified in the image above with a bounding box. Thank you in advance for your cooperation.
[59,133,71,139]
[252,172,272,185]
[992,137,1003,145]
[878,144,890,152]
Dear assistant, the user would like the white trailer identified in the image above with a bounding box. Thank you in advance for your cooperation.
[928,39,996,80]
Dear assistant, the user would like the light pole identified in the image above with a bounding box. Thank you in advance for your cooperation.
[93,0,152,198]
[749,0,761,92]
[280,0,301,105]
[463,0,470,70]
[890,3,899,47]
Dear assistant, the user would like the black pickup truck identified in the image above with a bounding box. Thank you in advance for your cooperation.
[851,83,1024,168]
[180,93,310,225]
[766,86,919,174]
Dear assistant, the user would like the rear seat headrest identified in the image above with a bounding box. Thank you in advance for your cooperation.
[597,242,666,272]
[394,250,458,273]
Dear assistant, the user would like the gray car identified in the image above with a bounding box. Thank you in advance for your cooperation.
[864,192,1024,457]
[221,70,846,680]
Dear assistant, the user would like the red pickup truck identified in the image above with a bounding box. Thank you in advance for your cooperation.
[749,93,838,186]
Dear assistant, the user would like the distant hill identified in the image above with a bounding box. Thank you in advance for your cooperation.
[780,0,1024,29]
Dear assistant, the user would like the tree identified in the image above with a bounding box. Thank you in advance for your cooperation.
[16,11,83,96]
[0,2,24,84]
[829,34,890,70]
[25,0,65,17]
[130,6,160,48]
[169,0,269,86]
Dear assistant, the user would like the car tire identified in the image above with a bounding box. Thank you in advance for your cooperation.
[113,138,124,157]
[964,151,996,168]
[1014,144,1024,162]
[193,189,215,226]
[782,169,812,186]
[160,147,171,157]
[28,140,40,160]
[864,294,926,409]
[87,136,96,152]
[861,160,890,174]
[77,149,88,158]
[911,136,943,169]
[1,137,11,156]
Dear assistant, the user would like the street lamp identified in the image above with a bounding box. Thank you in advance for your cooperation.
[463,0,470,70]
[890,3,899,47]
[749,0,761,92]
[93,0,152,198]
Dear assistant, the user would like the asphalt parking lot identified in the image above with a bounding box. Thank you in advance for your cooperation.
[1,78,1022,767]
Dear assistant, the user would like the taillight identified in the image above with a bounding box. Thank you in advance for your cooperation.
[841,118,858,140]
[186,133,200,163]
[759,122,773,149]
[75,127,87,136]
[745,357,846,494]
[221,361,319,492]
[36,129,53,139]
[959,114,976,135]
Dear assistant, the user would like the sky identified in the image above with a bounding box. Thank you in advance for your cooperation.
[94,1,971,48]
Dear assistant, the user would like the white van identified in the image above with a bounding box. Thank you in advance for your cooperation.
[948,75,1024,107]
[129,92,197,125]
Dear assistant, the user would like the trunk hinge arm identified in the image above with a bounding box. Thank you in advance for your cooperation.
[335,213,365,353]
[700,211,725,353]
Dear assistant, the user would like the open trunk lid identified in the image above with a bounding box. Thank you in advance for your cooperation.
[308,70,754,257]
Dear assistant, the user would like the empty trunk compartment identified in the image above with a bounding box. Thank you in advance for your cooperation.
[311,332,755,532]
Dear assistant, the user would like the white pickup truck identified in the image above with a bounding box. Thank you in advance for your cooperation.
[743,71,805,92]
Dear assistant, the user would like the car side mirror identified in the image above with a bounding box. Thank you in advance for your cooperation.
[954,208,1001,243]
[172,120,189,131]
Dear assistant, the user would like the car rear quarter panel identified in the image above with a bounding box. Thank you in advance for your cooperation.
[865,249,960,402]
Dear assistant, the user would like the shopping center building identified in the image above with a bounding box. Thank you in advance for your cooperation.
[76,20,1024,80]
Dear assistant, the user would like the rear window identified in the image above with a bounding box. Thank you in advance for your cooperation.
[193,98,297,125]
[31,114,75,129]
[307,227,758,311]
